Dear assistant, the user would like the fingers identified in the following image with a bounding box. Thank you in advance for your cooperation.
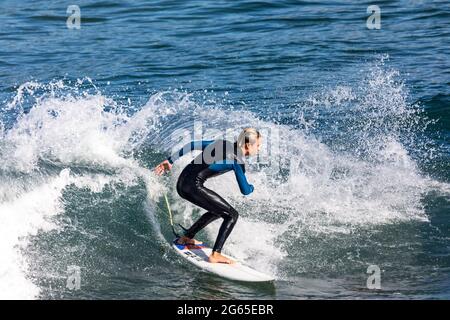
[154,164,163,175]
[154,162,171,175]
[164,161,172,171]
[161,160,172,171]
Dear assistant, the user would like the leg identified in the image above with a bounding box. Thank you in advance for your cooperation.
[177,174,239,262]
[184,211,220,239]
[186,188,240,253]
[211,207,239,253]
[206,207,239,264]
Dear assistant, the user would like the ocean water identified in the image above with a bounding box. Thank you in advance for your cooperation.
[0,0,449,300]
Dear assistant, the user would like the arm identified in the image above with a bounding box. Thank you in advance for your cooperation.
[154,140,214,175]
[167,140,214,164]
[209,160,254,195]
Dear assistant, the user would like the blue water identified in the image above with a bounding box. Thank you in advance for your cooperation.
[0,0,449,299]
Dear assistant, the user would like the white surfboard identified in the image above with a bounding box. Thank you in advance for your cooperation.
[172,238,275,282]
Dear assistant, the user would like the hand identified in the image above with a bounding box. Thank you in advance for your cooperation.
[154,160,172,175]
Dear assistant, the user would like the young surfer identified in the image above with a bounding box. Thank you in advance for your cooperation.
[155,128,262,264]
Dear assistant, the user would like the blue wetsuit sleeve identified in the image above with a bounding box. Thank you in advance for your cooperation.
[232,162,254,195]
[167,140,214,164]
[209,161,254,195]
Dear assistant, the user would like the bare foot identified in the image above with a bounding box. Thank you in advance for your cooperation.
[177,236,202,245]
[209,252,235,264]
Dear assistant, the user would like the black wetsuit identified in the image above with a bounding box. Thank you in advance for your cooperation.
[167,139,254,253]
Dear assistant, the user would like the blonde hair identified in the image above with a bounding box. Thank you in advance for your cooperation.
[237,128,261,148]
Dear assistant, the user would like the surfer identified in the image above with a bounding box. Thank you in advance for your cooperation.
[155,128,261,264]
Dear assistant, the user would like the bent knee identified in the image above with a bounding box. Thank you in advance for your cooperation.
[224,208,239,222]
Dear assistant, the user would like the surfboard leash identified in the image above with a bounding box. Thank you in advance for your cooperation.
[163,193,181,238]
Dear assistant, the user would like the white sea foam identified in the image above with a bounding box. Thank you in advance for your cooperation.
[0,61,448,294]
[160,63,448,279]
[0,80,162,299]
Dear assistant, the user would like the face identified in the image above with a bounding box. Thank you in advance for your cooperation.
[245,137,262,157]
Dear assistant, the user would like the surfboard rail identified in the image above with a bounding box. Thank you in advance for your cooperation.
[172,239,275,283]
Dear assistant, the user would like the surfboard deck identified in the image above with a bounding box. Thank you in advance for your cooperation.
[172,238,275,282]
